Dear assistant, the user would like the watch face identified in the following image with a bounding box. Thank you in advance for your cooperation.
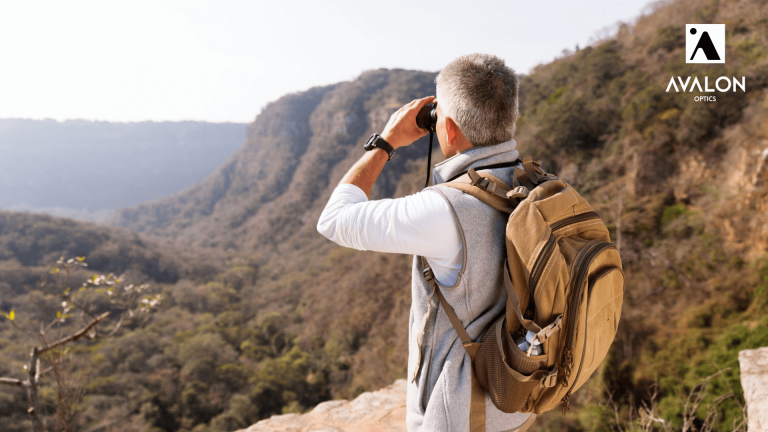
[364,134,378,151]
[363,134,393,160]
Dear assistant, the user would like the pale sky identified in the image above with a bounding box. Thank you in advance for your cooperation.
[0,0,653,123]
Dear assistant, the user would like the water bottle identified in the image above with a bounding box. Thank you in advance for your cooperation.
[515,330,543,356]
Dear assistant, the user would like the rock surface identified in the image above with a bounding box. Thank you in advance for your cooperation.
[739,347,768,432]
[237,380,407,432]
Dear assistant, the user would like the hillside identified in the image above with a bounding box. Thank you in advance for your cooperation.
[1,0,768,430]
[109,70,439,250]
[0,119,245,221]
[512,0,768,427]
[0,212,225,284]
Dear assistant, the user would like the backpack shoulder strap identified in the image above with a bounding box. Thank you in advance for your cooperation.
[442,167,527,214]
[513,414,537,432]
[419,256,553,432]
[513,156,559,189]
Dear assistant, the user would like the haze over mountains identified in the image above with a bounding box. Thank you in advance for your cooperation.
[0,119,245,221]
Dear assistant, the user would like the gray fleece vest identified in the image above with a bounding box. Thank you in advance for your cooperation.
[405,140,532,432]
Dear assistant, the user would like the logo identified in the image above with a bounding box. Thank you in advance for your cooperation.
[668,24,744,101]
[686,24,725,63]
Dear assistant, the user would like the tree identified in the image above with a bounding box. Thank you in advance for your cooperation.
[0,257,161,432]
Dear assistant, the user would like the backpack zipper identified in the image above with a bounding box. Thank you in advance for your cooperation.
[550,211,600,232]
[560,242,616,414]
[525,211,602,317]
[527,233,556,308]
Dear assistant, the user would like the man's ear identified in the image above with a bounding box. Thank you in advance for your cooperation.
[445,116,460,145]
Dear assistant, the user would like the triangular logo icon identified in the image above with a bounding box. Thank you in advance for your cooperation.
[690,31,721,61]
[686,24,725,64]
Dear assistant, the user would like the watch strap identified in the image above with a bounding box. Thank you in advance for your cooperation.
[365,134,396,160]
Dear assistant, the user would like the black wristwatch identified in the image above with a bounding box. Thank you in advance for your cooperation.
[364,133,396,161]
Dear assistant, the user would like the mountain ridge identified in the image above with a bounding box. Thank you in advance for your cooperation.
[0,119,246,219]
[109,69,440,251]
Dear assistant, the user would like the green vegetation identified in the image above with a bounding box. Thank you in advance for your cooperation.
[0,254,333,432]
[649,25,685,53]
[0,255,162,432]
[512,0,768,429]
[0,213,411,431]
[650,256,768,428]
[4,0,768,430]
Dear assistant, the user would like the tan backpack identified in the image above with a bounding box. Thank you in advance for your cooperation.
[420,157,624,431]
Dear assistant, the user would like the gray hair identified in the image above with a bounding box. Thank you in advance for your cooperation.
[435,54,519,147]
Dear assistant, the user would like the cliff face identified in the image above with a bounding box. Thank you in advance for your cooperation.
[110,70,439,251]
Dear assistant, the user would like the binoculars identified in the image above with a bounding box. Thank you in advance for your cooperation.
[416,102,438,131]
[416,102,438,188]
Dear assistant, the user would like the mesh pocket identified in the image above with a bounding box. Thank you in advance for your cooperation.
[474,318,547,413]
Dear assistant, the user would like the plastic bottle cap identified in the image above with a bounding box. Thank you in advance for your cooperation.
[525,330,541,346]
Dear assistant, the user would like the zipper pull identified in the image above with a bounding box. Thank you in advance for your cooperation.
[561,348,573,385]
[563,348,573,365]
[561,393,571,415]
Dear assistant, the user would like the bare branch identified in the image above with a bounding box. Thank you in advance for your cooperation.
[7,317,38,337]
[604,386,625,432]
[99,312,125,338]
[711,362,743,410]
[43,316,60,334]
[35,332,48,348]
[65,297,98,320]
[0,377,27,388]
[38,312,110,355]
[34,357,42,382]
[602,369,746,432]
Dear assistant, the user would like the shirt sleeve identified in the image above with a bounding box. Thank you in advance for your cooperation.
[316,183,461,262]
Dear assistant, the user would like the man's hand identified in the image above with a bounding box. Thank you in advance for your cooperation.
[338,96,434,198]
[381,96,435,149]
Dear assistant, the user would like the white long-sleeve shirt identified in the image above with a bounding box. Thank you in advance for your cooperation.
[316,140,528,432]
[316,183,463,286]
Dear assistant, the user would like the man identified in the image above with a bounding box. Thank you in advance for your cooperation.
[317,54,531,431]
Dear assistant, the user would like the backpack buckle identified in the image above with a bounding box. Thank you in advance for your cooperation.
[467,168,483,186]
[468,169,492,190]
[536,315,563,343]
[481,179,501,195]
[506,186,529,200]
[541,368,559,388]
[423,266,434,282]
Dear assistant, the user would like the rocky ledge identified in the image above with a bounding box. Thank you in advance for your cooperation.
[238,348,768,432]
[237,380,407,432]
[739,347,768,432]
